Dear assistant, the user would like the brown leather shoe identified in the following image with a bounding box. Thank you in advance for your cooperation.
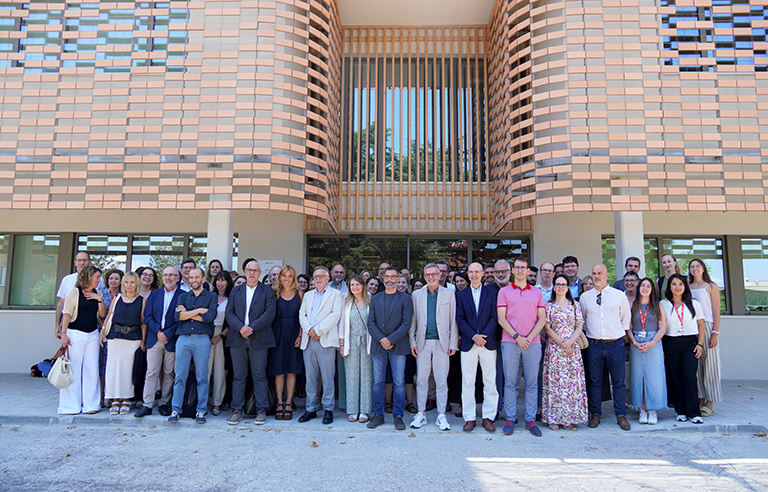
[617,415,631,431]
[463,420,476,432]
[588,414,600,428]
[482,418,496,433]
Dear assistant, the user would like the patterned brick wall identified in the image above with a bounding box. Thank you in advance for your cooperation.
[0,0,341,229]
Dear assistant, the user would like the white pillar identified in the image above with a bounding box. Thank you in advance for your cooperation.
[206,209,235,271]
[613,211,645,278]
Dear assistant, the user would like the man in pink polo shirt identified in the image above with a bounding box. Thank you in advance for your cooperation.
[497,256,546,437]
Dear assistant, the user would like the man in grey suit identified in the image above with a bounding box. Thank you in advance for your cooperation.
[224,258,276,426]
[366,265,413,430]
[298,266,343,425]
[409,263,459,431]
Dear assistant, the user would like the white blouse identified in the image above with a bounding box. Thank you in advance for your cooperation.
[661,299,703,337]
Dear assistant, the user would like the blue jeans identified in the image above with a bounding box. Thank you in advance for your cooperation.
[585,339,626,417]
[172,334,211,415]
[501,341,541,423]
[372,352,405,417]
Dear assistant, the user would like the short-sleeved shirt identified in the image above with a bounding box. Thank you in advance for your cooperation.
[661,299,704,337]
[497,282,545,344]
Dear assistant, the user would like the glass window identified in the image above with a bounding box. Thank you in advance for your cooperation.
[0,234,8,302]
[308,237,409,277]
[9,235,60,306]
[471,239,530,269]
[188,235,239,274]
[601,237,660,286]
[661,237,726,312]
[742,238,768,312]
[77,235,128,271]
[131,235,184,272]
[409,239,469,278]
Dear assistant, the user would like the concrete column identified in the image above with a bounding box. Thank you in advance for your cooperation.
[613,211,645,278]
[206,209,235,271]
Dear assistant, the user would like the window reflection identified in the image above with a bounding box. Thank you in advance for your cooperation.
[742,238,768,312]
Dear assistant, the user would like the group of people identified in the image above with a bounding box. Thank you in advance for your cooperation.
[54,250,722,434]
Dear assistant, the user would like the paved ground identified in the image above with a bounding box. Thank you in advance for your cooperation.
[1,375,767,490]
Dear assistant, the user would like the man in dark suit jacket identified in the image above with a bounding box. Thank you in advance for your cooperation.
[224,259,276,425]
[136,266,183,418]
[456,262,499,432]
[366,266,413,430]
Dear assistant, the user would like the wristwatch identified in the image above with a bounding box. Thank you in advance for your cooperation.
[513,333,519,340]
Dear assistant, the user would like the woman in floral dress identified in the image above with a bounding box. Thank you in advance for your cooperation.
[542,273,588,430]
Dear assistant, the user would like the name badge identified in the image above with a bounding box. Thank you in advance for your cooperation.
[637,330,646,339]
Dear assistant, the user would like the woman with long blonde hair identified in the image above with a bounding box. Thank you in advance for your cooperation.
[338,274,373,422]
[268,265,304,420]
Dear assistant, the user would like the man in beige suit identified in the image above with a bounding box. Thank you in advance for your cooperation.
[409,263,459,431]
[298,266,344,425]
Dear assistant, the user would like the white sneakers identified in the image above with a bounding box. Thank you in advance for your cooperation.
[648,410,658,425]
[639,410,648,424]
[410,412,428,429]
[436,414,451,431]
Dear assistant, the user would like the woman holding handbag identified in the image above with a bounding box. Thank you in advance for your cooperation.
[58,265,106,414]
[101,272,146,415]
[541,273,588,430]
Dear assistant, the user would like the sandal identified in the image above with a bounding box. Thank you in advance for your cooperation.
[110,403,120,415]
[549,424,559,431]
[275,403,285,421]
[563,424,572,430]
[119,402,130,415]
[211,406,221,416]
[283,402,293,421]
[348,414,358,422]
[359,414,368,423]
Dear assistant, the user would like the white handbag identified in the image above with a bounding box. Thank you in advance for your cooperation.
[48,347,74,389]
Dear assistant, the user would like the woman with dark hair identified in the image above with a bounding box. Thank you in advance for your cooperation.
[541,273,587,430]
[297,273,310,293]
[661,274,705,424]
[136,266,159,299]
[233,275,246,287]
[58,265,105,414]
[688,258,722,416]
[626,278,667,425]
[453,271,470,291]
[206,259,223,290]
[338,274,373,422]
[411,278,425,291]
[360,269,373,284]
[101,271,146,416]
[366,276,380,297]
[269,265,304,420]
[209,270,232,415]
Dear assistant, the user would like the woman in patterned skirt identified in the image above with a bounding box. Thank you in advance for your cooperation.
[339,275,373,423]
[542,273,588,430]
[688,259,722,416]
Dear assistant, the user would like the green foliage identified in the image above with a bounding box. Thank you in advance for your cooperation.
[29,273,56,306]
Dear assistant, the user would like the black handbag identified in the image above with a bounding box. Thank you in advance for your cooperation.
[132,347,147,386]
[181,367,198,418]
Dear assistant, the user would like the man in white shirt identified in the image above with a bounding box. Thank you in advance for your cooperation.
[579,264,631,431]
[55,251,101,339]
[535,262,555,302]
[436,259,456,292]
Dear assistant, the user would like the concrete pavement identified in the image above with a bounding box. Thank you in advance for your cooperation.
[1,374,766,435]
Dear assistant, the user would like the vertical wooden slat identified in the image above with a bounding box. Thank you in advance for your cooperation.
[431,28,437,225]
[416,27,422,228]
[389,27,396,228]
[343,29,352,229]
[407,28,414,231]
[364,28,373,230]
[473,26,483,231]
[356,29,363,229]
[481,26,491,230]
[398,27,405,229]
[451,27,462,231]
[440,28,448,229]
[372,27,379,231]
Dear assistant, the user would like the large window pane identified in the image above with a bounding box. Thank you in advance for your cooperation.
[77,235,128,271]
[308,237,409,277]
[0,234,8,302]
[471,239,529,269]
[601,237,660,286]
[188,235,239,273]
[10,234,60,306]
[131,235,184,271]
[409,239,469,278]
[742,238,768,312]
[661,237,726,313]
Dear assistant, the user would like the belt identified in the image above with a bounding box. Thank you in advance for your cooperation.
[588,337,618,343]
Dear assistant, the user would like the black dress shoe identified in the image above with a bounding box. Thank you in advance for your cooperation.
[298,411,317,423]
[322,410,334,425]
[134,406,153,418]
[158,404,171,417]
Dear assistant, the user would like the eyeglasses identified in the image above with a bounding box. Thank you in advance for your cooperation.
[513,266,527,271]
[554,283,568,288]
[424,273,439,278]
[540,269,554,273]
[596,292,602,305]
[495,269,510,274]
[313,274,329,280]
[383,274,399,279]
[245,268,260,274]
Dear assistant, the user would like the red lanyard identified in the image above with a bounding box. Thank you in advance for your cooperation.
[639,305,647,331]
[674,303,685,331]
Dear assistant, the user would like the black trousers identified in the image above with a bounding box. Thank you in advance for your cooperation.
[662,335,701,418]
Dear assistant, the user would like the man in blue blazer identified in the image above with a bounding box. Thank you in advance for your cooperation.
[136,265,183,417]
[224,259,276,425]
[366,265,413,430]
[455,262,499,432]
